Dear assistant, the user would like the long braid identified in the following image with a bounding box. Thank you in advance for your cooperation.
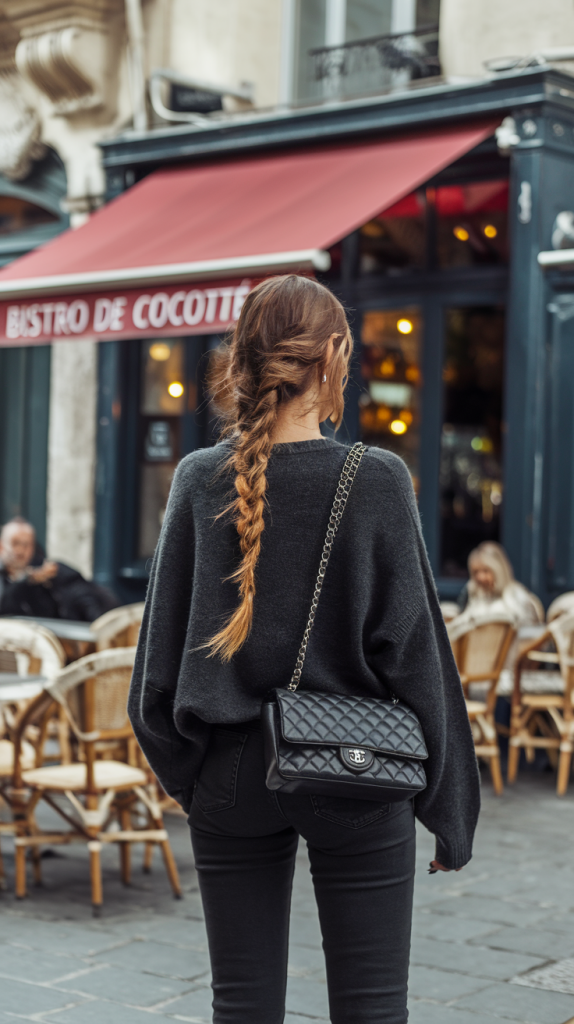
[204,274,352,663]
[208,388,278,660]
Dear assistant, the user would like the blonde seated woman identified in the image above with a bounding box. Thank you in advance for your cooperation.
[449,542,544,697]
[454,542,543,628]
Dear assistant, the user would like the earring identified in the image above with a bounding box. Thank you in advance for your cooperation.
[322,374,327,383]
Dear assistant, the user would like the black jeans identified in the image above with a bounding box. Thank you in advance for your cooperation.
[189,722,416,1024]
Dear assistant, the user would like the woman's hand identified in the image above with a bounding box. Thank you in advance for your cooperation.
[428,860,463,874]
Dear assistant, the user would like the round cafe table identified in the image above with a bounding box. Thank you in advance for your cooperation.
[6,617,96,664]
[0,673,47,706]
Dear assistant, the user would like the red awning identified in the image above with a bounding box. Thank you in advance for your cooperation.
[0,122,496,344]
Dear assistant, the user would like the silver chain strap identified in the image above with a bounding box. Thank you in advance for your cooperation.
[288,442,367,691]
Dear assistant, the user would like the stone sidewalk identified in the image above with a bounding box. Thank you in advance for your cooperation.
[2,773,574,1023]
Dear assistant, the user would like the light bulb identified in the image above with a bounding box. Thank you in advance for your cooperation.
[149,342,171,361]
[390,419,407,435]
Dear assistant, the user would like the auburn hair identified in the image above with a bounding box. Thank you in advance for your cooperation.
[205,274,353,662]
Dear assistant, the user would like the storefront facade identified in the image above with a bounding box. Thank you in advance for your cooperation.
[1,67,574,606]
[0,148,69,549]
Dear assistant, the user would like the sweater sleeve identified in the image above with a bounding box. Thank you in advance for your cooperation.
[366,454,480,870]
[128,457,210,813]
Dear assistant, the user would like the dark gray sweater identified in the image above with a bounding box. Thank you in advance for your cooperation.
[128,438,480,869]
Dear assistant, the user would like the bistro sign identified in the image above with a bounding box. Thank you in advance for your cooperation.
[0,278,254,346]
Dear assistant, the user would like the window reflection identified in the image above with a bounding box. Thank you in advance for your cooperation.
[436,180,509,268]
[440,307,505,577]
[141,339,186,415]
[138,339,186,560]
[359,179,508,275]
[360,307,422,490]
[0,196,58,235]
[360,192,425,273]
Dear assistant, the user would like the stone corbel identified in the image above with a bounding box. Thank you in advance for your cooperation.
[16,25,114,117]
[0,70,45,180]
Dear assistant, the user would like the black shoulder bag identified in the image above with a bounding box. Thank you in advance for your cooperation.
[262,442,428,802]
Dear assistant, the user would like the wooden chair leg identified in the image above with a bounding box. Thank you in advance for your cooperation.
[15,839,27,898]
[489,753,504,795]
[31,846,42,886]
[0,839,6,891]
[557,745,573,796]
[88,840,103,915]
[507,742,520,783]
[160,839,182,898]
[143,842,154,873]
[58,706,72,765]
[525,719,537,763]
[119,810,131,885]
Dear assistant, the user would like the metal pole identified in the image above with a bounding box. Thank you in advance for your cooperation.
[125,0,148,132]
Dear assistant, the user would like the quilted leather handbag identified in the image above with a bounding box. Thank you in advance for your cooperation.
[262,442,428,802]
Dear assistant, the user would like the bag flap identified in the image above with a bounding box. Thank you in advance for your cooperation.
[275,690,428,761]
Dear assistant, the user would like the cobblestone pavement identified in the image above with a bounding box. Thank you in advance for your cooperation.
[1,773,574,1023]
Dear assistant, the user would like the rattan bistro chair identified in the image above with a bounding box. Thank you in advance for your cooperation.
[11,647,181,913]
[448,611,516,795]
[508,610,574,795]
[0,618,65,679]
[547,592,574,624]
[91,603,145,651]
[0,620,67,888]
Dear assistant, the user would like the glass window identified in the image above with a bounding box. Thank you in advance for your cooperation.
[436,180,509,268]
[295,0,327,102]
[140,339,186,416]
[359,191,425,274]
[138,339,187,560]
[416,0,440,26]
[360,307,422,490]
[439,306,505,578]
[358,179,508,276]
[346,0,392,41]
[0,196,58,235]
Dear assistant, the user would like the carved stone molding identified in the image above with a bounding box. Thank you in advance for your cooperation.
[0,70,45,180]
[6,1,123,118]
[16,27,104,114]
[0,8,20,73]
[3,1,123,35]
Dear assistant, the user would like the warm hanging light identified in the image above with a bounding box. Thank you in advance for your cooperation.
[168,381,184,398]
[390,419,407,435]
[397,318,413,334]
[453,226,469,241]
[149,342,171,361]
[484,224,498,238]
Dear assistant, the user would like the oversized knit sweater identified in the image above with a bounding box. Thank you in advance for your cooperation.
[128,438,480,869]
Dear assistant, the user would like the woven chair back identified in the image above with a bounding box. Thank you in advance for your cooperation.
[548,611,574,713]
[448,611,516,682]
[90,603,144,651]
[547,592,574,624]
[0,620,65,679]
[48,648,136,741]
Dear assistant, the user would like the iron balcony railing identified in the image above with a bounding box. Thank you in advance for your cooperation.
[307,25,440,103]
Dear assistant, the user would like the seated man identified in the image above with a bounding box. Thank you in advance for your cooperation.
[0,517,118,622]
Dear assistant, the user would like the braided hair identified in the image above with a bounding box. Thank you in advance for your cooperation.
[204,274,353,662]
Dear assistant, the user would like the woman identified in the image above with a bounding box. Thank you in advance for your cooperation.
[129,275,480,1024]
[456,541,544,627]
